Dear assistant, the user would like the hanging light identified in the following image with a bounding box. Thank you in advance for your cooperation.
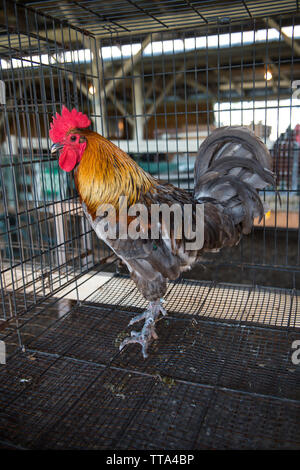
[88,85,95,95]
[264,69,272,81]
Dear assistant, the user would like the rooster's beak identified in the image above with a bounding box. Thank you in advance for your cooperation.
[51,143,63,154]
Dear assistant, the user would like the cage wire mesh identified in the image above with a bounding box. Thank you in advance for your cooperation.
[0,0,299,450]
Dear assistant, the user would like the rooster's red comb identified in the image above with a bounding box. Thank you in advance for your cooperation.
[49,106,91,143]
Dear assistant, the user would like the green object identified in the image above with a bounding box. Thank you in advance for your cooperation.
[137,160,178,175]
[43,163,61,199]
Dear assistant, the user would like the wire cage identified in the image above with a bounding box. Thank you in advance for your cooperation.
[0,0,299,450]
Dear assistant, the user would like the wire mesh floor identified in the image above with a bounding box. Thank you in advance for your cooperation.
[0,274,299,449]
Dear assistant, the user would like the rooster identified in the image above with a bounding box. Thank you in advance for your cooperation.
[49,107,275,358]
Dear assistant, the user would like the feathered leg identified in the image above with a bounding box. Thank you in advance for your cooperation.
[119,299,167,358]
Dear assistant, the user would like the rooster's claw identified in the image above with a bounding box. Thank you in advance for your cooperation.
[119,300,166,358]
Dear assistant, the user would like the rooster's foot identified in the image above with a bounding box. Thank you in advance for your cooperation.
[119,300,167,358]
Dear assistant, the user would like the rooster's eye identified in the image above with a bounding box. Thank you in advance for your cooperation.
[70,135,77,142]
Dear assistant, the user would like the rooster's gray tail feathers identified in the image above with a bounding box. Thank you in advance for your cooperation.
[194,126,275,235]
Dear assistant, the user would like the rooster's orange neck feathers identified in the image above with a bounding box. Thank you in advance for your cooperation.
[75,130,154,218]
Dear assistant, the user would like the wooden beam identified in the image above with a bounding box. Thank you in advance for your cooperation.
[268,59,290,82]
[264,17,300,56]
[66,67,135,127]
[145,81,155,100]
[102,34,158,99]
[107,95,135,127]
[186,77,212,95]
[146,65,185,120]
[220,79,291,90]
[212,69,243,97]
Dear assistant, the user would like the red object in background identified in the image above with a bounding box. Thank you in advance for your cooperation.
[295,124,300,146]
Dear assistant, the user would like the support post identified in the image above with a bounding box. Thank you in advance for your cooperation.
[132,74,144,143]
[55,214,66,268]
[90,38,107,137]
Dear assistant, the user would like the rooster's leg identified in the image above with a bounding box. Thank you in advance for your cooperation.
[119,300,166,358]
